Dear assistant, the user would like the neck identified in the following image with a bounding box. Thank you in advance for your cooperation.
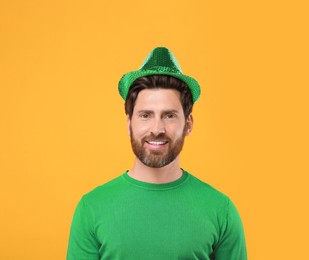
[128,156,183,184]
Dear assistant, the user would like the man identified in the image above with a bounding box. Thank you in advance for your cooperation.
[67,47,247,259]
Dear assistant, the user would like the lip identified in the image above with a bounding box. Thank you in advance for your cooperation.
[144,140,168,150]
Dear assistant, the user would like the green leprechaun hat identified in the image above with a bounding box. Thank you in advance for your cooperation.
[118,47,201,103]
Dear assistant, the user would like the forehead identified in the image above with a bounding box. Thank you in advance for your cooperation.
[134,89,182,111]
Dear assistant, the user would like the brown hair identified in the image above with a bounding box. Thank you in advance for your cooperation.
[124,75,193,119]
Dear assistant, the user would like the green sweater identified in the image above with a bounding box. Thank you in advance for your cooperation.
[67,171,247,260]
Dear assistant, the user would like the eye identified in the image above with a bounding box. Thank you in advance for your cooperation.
[139,112,151,119]
[165,113,176,119]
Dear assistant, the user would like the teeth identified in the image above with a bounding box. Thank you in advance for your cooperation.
[148,141,166,145]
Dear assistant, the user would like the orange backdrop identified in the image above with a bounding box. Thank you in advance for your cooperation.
[1,0,308,259]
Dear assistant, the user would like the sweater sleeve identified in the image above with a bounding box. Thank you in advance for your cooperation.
[213,198,247,260]
[67,197,100,260]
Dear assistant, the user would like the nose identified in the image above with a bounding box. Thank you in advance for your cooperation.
[150,118,166,136]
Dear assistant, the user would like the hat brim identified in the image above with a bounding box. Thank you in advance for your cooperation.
[118,70,201,103]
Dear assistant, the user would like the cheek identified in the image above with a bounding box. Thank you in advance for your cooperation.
[131,123,149,137]
[167,124,185,138]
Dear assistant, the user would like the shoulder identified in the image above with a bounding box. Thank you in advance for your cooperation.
[187,172,230,203]
[81,173,128,206]
[186,172,244,226]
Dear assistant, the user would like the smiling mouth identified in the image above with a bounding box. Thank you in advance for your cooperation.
[146,141,168,145]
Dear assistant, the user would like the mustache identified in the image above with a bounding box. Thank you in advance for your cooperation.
[142,133,171,142]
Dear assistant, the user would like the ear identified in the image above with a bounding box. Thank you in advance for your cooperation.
[185,114,193,136]
[127,115,131,136]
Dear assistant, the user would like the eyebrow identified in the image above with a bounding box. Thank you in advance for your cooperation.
[136,109,179,114]
[162,110,179,114]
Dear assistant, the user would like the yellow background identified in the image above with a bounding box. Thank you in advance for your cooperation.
[0,0,308,259]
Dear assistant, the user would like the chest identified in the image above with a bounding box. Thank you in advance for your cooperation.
[94,192,220,259]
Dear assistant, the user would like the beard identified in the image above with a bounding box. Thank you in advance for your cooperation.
[130,124,187,168]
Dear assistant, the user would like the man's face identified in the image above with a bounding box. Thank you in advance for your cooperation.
[127,88,193,168]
